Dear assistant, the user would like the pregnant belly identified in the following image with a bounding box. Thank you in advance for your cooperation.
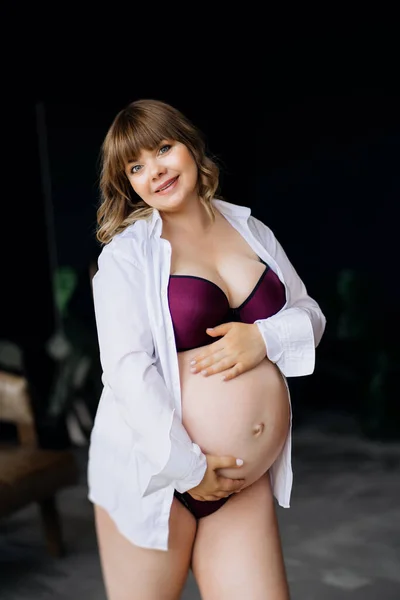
[178,348,290,488]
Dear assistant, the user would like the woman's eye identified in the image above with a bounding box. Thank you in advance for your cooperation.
[130,164,142,174]
[159,144,171,155]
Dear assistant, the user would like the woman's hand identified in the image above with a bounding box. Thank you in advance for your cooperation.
[187,454,245,501]
[189,322,267,381]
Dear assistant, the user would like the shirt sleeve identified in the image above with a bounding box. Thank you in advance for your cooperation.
[250,217,327,377]
[92,245,206,497]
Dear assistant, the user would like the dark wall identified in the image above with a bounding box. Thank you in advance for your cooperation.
[248,93,399,436]
[1,104,56,410]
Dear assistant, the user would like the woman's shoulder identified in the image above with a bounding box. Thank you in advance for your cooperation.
[99,220,150,269]
[213,198,275,241]
[213,198,251,218]
[248,214,271,230]
[246,215,280,256]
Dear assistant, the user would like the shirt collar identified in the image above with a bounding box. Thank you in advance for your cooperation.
[148,207,163,238]
[213,198,251,220]
[148,198,251,239]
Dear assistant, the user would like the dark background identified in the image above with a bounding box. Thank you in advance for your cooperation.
[2,81,399,444]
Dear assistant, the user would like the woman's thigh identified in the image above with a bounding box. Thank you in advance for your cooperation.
[191,473,290,600]
[94,498,197,600]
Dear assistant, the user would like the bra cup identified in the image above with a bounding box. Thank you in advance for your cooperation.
[238,268,286,324]
[168,279,230,351]
[168,267,286,352]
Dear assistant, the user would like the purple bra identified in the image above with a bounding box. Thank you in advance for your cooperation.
[168,258,286,352]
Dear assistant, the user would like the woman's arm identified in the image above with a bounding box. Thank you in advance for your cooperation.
[92,245,206,496]
[249,216,327,377]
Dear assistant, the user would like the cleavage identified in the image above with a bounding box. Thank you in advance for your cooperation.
[170,257,266,309]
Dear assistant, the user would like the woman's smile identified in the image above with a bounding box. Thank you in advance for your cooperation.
[155,175,179,195]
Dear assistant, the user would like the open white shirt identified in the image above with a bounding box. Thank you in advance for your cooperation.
[87,199,326,550]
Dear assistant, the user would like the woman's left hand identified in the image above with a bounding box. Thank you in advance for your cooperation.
[189,322,267,381]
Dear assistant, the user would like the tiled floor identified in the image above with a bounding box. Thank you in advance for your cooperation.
[1,415,399,599]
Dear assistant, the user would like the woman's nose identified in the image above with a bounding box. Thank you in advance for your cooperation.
[151,161,167,179]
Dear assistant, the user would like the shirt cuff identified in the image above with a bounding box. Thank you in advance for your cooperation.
[173,443,207,493]
[254,319,284,363]
[255,308,316,377]
[141,429,207,497]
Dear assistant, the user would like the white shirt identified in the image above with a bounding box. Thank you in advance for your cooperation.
[87,199,326,551]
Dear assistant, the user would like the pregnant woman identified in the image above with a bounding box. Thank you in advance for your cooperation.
[88,98,326,600]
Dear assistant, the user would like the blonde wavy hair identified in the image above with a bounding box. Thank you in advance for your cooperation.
[96,99,222,245]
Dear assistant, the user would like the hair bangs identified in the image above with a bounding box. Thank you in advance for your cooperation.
[112,108,183,171]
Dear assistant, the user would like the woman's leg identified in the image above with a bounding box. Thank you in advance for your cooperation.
[191,472,290,600]
[94,498,197,600]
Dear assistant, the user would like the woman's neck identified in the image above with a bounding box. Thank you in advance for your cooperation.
[160,198,215,238]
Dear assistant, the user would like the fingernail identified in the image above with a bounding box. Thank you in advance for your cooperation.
[236,458,244,466]
[190,360,196,365]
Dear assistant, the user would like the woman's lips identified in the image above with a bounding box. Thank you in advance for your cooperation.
[155,176,179,195]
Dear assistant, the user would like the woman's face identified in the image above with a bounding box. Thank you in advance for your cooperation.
[124,140,198,212]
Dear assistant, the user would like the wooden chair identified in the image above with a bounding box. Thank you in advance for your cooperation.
[0,370,79,557]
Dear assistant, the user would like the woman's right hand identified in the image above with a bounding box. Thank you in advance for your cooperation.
[187,455,245,501]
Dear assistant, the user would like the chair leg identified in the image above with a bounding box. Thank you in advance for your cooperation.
[38,496,65,558]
